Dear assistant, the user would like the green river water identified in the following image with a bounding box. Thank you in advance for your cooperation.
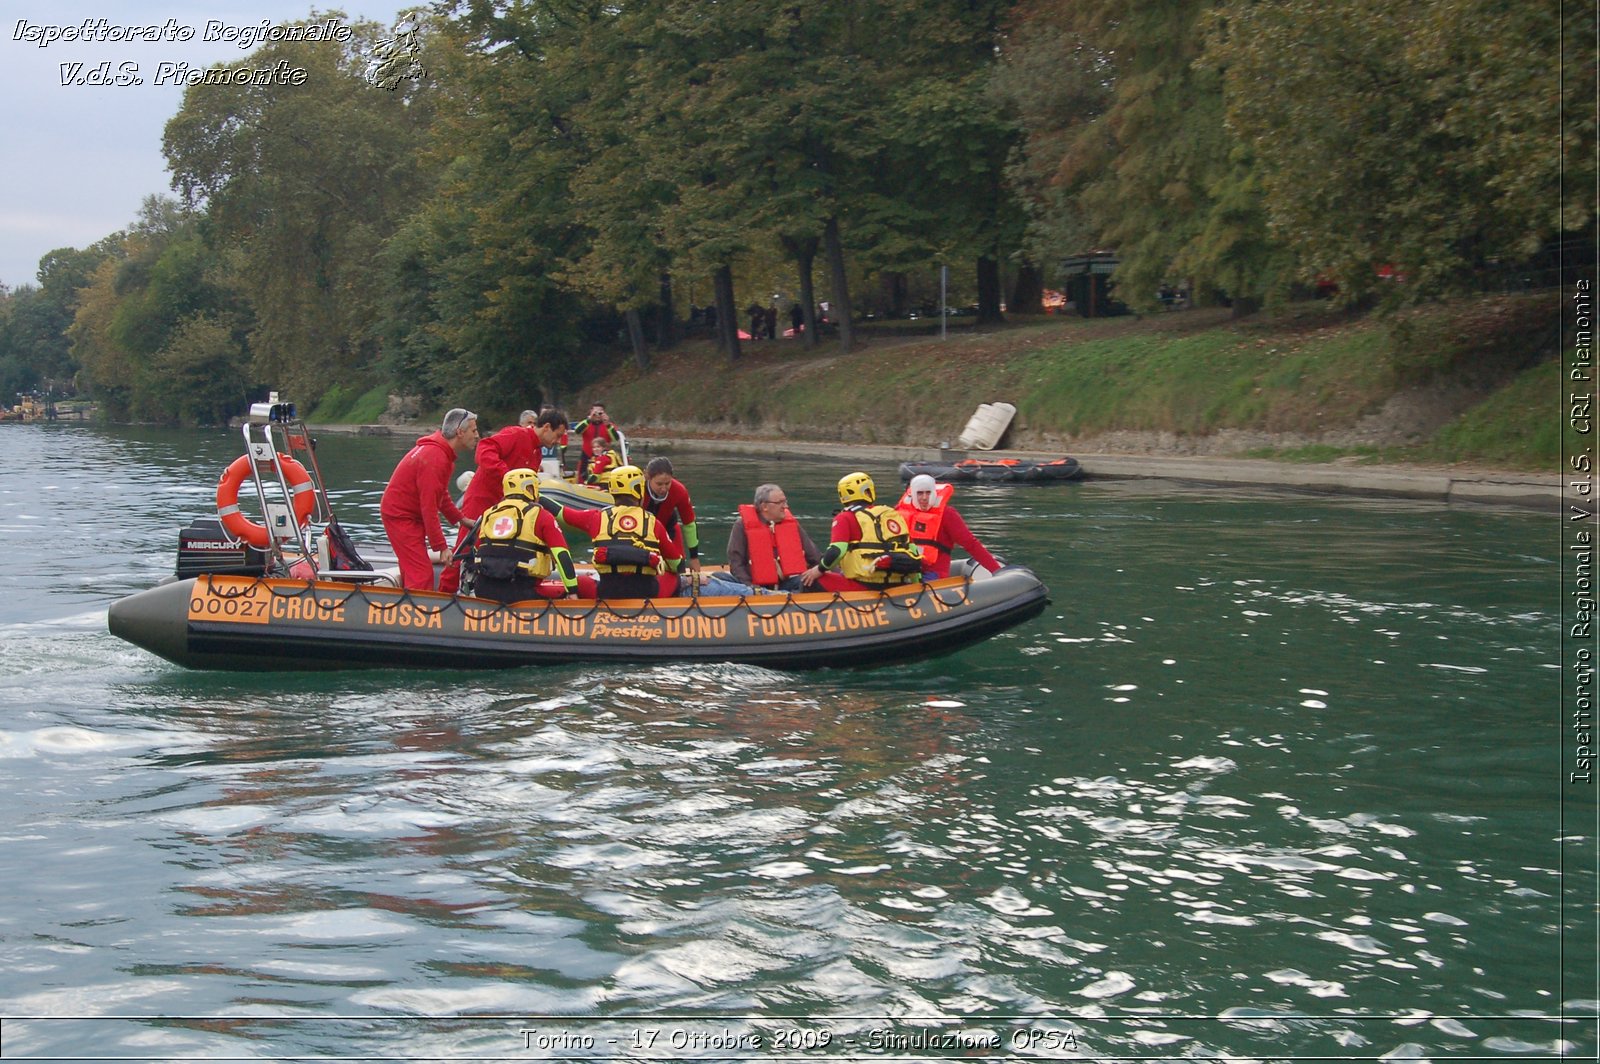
[0,422,1592,1060]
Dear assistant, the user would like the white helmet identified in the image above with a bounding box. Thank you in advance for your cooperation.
[908,473,938,510]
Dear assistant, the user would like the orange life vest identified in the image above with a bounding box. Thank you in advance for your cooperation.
[739,503,809,587]
[896,482,955,573]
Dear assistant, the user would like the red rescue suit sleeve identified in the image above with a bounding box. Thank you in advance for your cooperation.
[940,507,1001,574]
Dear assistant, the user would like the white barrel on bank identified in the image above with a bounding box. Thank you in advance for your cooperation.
[957,402,1016,450]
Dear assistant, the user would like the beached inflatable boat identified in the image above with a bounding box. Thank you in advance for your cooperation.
[898,457,1083,484]
[108,567,1049,672]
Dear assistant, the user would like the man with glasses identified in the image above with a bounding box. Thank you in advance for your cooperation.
[702,483,823,596]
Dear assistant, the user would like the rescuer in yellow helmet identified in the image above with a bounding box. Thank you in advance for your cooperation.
[462,468,580,602]
[801,471,923,593]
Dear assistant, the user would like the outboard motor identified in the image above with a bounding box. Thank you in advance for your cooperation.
[176,516,272,578]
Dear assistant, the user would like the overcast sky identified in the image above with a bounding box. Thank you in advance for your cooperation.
[0,1,413,290]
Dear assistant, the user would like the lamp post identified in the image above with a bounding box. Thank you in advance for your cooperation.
[939,264,948,340]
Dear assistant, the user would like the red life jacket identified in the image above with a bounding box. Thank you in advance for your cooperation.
[896,482,955,574]
[739,503,809,587]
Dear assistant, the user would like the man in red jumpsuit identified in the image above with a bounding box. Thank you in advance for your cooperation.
[573,403,619,483]
[895,473,1002,579]
[380,408,479,591]
[438,407,569,594]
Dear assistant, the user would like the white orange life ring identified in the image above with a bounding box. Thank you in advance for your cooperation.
[216,454,316,548]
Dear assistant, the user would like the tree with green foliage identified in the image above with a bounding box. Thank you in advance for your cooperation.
[995,0,1294,314]
[1205,0,1586,302]
[69,199,252,422]
[537,0,961,356]
[66,255,136,419]
[0,237,125,404]
[163,15,437,402]
[863,0,1026,324]
[0,288,54,402]
[597,0,787,358]
[149,313,253,424]
[385,12,602,410]
[991,4,1111,296]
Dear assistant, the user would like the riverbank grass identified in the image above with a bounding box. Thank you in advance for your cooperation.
[404,291,1558,472]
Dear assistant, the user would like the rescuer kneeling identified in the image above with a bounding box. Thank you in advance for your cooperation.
[802,471,924,593]
[546,464,684,601]
[464,468,582,602]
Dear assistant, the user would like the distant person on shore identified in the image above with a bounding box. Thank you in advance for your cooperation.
[703,482,822,596]
[380,407,478,591]
[801,471,923,593]
[439,407,568,594]
[895,474,1002,579]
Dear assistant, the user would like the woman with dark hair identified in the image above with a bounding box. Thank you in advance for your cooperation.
[642,457,702,585]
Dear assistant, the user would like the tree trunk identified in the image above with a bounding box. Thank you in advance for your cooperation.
[624,308,650,372]
[782,234,820,349]
[1010,261,1044,314]
[976,255,1004,324]
[655,272,677,350]
[881,270,909,318]
[823,215,854,353]
[796,261,818,348]
[712,265,741,361]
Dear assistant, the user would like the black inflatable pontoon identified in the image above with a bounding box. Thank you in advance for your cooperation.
[108,568,1049,672]
[899,457,1083,483]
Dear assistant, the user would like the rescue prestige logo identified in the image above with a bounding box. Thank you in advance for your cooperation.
[13,17,350,87]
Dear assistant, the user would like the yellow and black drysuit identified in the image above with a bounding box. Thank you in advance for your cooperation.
[587,503,671,600]
[819,503,924,589]
[466,495,578,603]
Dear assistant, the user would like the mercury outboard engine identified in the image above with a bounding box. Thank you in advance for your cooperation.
[176,516,272,578]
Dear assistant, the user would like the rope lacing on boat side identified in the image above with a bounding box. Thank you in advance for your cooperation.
[219,570,978,626]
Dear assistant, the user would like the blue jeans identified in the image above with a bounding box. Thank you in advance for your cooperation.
[702,572,806,596]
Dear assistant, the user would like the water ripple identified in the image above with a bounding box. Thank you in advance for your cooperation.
[0,432,1581,1061]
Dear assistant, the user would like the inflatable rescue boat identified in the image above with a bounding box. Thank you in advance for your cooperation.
[109,398,1049,672]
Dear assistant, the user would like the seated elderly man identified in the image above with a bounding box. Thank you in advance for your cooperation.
[702,483,822,596]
